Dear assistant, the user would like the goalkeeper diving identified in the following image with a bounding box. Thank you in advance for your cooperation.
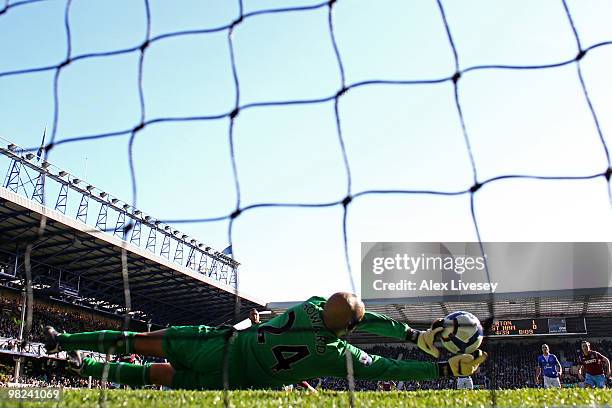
[43,292,487,389]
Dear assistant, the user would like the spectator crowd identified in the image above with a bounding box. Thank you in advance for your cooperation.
[1,290,125,344]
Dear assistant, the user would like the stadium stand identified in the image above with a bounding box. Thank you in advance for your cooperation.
[0,288,145,343]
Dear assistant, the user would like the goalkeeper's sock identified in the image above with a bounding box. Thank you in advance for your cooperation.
[81,358,151,386]
[59,330,137,354]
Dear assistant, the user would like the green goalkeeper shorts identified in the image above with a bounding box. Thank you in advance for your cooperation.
[162,325,244,390]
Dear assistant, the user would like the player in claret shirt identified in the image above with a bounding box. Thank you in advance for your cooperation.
[43,292,487,390]
[577,340,610,389]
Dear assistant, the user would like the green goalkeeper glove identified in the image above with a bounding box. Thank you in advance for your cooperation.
[438,350,488,377]
[406,319,444,358]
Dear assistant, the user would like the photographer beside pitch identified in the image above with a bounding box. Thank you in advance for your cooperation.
[43,292,487,390]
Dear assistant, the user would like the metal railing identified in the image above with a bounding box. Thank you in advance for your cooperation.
[0,136,237,288]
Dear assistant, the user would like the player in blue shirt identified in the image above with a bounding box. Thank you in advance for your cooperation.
[535,344,562,388]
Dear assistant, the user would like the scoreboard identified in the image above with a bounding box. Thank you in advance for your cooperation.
[487,318,586,337]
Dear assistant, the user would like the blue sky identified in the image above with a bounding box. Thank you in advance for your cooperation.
[1,0,612,302]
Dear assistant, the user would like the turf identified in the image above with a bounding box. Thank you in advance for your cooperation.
[1,388,611,408]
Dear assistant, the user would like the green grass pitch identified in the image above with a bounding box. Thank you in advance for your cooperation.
[1,388,611,407]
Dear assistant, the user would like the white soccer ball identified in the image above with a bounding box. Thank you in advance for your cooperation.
[440,311,483,354]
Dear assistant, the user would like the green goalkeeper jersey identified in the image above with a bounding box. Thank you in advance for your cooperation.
[231,296,439,388]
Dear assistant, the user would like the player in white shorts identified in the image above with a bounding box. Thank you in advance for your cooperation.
[535,344,562,388]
